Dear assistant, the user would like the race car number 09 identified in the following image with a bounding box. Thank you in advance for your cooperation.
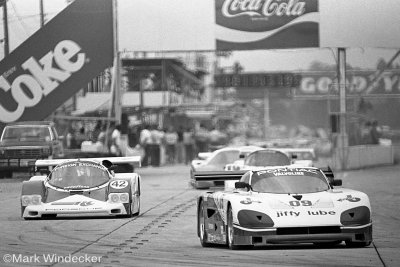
[110,180,128,189]
[289,200,312,206]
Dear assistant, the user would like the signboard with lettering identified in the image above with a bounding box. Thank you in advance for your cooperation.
[215,73,302,88]
[0,0,113,126]
[215,0,319,50]
[297,70,400,96]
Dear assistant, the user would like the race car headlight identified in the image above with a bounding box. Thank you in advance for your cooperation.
[340,206,370,226]
[108,193,129,204]
[21,195,42,206]
[237,209,274,228]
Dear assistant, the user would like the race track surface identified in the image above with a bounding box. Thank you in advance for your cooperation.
[0,164,399,267]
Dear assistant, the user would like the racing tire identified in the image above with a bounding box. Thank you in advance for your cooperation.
[132,196,140,217]
[198,201,212,247]
[227,205,240,250]
[345,241,372,248]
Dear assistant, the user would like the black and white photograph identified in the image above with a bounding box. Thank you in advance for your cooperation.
[0,0,399,266]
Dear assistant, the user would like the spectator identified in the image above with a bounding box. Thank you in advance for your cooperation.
[183,127,195,165]
[150,125,163,166]
[110,124,122,156]
[195,124,209,153]
[176,126,184,163]
[370,120,381,145]
[164,126,178,164]
[92,120,102,142]
[139,125,151,166]
[360,121,373,145]
[75,127,86,149]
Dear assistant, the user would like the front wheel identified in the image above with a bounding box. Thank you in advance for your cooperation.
[132,196,140,216]
[198,201,211,247]
[227,205,240,250]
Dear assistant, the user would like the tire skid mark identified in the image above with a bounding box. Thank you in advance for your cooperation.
[372,241,387,267]
[100,197,197,266]
[44,190,189,267]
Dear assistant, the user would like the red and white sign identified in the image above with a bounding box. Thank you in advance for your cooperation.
[0,0,114,125]
[215,0,319,50]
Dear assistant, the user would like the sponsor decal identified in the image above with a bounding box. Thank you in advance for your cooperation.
[110,180,128,189]
[215,0,319,50]
[257,167,318,176]
[240,197,262,204]
[51,201,94,206]
[276,209,335,217]
[337,195,361,202]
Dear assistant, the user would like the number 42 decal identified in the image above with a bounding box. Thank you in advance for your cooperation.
[110,180,128,189]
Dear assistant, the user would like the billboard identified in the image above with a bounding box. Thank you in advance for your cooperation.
[215,0,319,50]
[0,0,114,125]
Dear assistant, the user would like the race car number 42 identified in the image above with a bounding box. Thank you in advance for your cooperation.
[110,180,128,189]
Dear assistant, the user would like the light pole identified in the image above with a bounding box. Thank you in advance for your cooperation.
[1,0,9,57]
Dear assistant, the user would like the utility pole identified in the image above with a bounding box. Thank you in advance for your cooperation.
[337,48,348,170]
[39,0,45,27]
[1,0,9,57]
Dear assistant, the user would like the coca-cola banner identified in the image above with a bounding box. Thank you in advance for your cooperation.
[215,0,319,50]
[0,0,113,125]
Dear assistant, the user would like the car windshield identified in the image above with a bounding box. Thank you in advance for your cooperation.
[48,162,109,189]
[244,150,290,166]
[1,126,51,141]
[250,167,329,194]
[207,150,240,167]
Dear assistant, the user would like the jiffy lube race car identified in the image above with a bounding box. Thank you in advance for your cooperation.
[21,156,141,219]
[197,166,372,249]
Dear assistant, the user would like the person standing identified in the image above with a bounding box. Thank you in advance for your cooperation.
[139,125,151,166]
[164,126,178,164]
[183,127,195,164]
[176,126,184,164]
[111,124,122,156]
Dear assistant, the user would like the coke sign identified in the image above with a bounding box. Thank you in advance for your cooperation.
[215,0,319,50]
[0,0,113,125]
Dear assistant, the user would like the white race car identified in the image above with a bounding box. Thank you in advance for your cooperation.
[197,166,372,249]
[21,156,141,219]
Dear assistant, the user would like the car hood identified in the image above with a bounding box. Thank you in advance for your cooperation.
[0,140,51,147]
[227,188,370,227]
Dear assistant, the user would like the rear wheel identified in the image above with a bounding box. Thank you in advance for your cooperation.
[198,201,211,247]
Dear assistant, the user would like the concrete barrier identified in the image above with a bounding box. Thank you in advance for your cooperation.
[331,145,394,170]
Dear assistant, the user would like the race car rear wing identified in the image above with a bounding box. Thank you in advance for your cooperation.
[193,170,247,183]
[35,156,141,173]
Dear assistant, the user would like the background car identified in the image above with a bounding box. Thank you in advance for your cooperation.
[197,166,372,249]
[225,149,291,172]
[190,146,260,189]
[21,156,141,219]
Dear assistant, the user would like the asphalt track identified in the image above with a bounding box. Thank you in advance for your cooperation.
[0,164,399,267]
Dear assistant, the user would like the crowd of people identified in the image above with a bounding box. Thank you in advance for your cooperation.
[63,120,228,167]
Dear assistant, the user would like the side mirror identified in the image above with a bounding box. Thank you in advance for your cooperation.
[330,179,342,187]
[235,182,252,191]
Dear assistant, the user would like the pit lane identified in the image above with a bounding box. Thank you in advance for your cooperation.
[0,164,398,267]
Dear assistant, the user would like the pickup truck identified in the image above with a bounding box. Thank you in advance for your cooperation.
[0,121,64,178]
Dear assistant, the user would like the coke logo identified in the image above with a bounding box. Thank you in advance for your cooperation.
[0,40,86,123]
[222,0,306,18]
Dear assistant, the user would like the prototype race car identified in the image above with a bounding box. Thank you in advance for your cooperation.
[21,156,141,219]
[225,149,291,171]
[197,166,372,249]
[190,146,261,189]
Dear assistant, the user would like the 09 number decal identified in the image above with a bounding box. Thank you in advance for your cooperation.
[289,200,312,206]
